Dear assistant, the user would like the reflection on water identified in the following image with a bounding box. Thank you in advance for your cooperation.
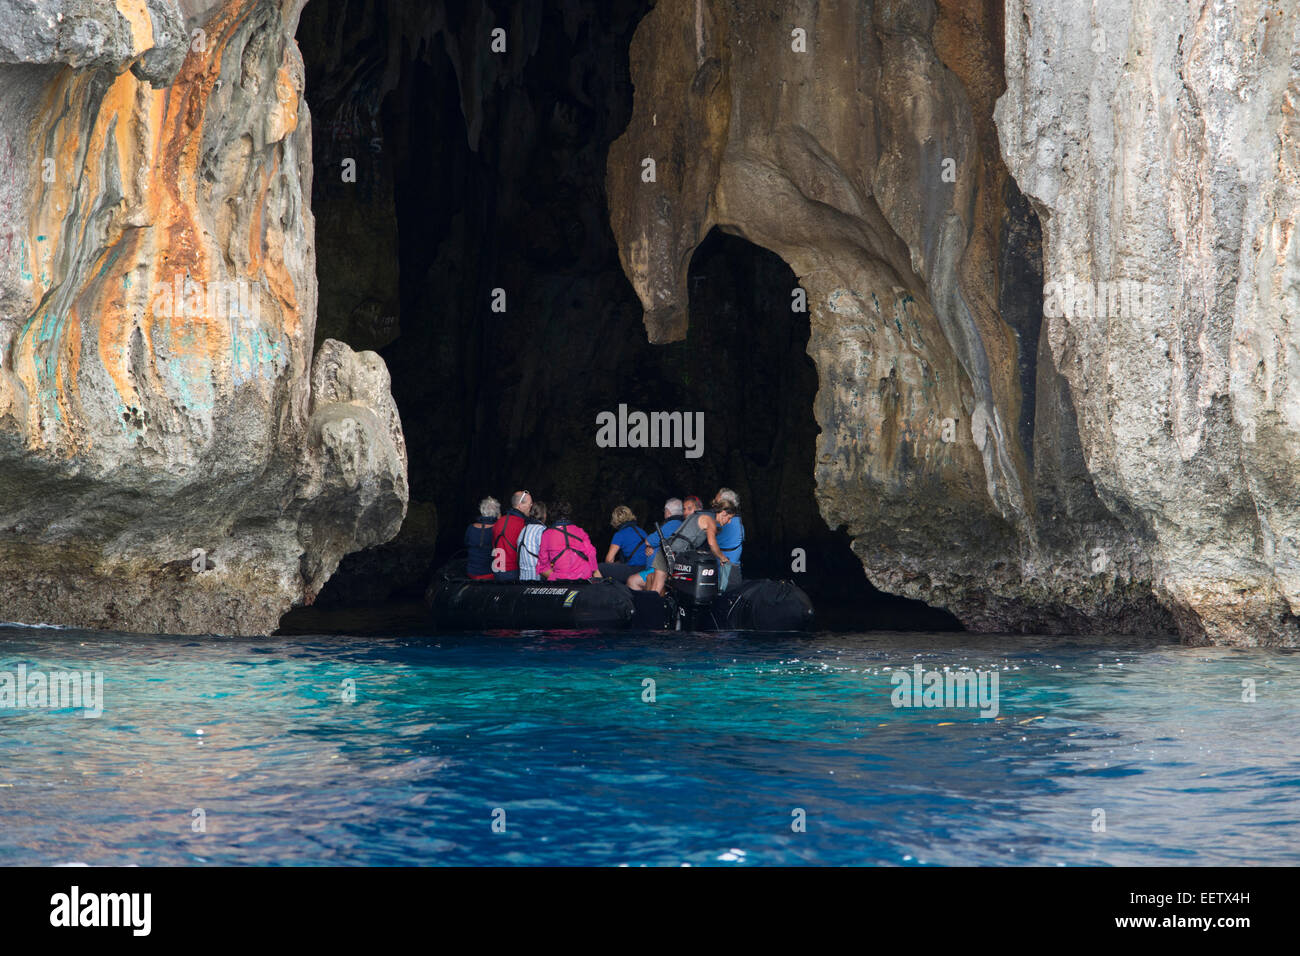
[1,626,1297,865]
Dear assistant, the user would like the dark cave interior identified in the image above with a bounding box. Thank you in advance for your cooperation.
[283,0,962,632]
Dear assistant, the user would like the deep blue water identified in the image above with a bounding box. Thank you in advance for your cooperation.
[1,623,1297,865]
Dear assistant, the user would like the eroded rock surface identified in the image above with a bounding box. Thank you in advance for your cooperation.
[998,0,1300,644]
[0,0,406,635]
[3,0,1294,645]
[608,0,1194,638]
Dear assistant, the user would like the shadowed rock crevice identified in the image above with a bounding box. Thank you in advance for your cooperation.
[999,179,1041,467]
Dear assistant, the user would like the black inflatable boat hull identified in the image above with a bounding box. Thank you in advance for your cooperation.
[709,579,816,631]
[427,562,813,632]
[432,579,635,630]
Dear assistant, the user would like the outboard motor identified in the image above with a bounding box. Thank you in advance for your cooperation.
[667,549,720,607]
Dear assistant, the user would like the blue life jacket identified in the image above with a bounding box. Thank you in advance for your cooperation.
[611,522,650,567]
[464,518,496,575]
[645,516,684,557]
[716,515,744,567]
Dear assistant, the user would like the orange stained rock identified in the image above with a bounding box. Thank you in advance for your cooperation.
[15,0,309,451]
[115,0,154,57]
[269,65,300,142]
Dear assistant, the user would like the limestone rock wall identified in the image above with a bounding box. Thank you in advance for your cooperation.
[997,0,1300,644]
[0,0,407,635]
[3,0,1293,645]
[607,0,1183,638]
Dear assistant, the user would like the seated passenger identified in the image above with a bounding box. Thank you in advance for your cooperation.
[599,505,649,583]
[711,494,744,591]
[642,498,685,561]
[517,501,548,581]
[648,500,729,595]
[464,497,500,581]
[635,498,685,590]
[490,489,532,581]
[538,500,600,581]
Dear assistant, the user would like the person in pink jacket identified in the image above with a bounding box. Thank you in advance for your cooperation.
[537,500,601,581]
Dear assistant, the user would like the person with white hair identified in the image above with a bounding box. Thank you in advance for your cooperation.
[632,498,689,590]
[647,500,732,595]
[715,487,740,509]
[464,496,500,581]
[641,498,685,562]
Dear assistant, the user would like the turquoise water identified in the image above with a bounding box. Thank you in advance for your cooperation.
[0,624,1297,866]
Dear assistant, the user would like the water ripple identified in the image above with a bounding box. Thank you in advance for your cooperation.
[0,628,1297,865]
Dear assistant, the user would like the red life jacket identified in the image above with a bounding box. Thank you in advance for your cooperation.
[490,510,528,571]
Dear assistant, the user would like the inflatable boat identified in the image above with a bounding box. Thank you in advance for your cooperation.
[431,576,638,630]
[657,548,814,631]
[684,578,815,631]
[427,554,814,632]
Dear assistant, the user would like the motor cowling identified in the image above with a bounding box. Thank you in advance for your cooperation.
[668,549,720,606]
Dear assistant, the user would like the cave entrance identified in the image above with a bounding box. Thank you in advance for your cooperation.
[675,228,960,630]
[285,0,958,633]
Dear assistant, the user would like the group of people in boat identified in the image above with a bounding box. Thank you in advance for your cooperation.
[463,489,745,595]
